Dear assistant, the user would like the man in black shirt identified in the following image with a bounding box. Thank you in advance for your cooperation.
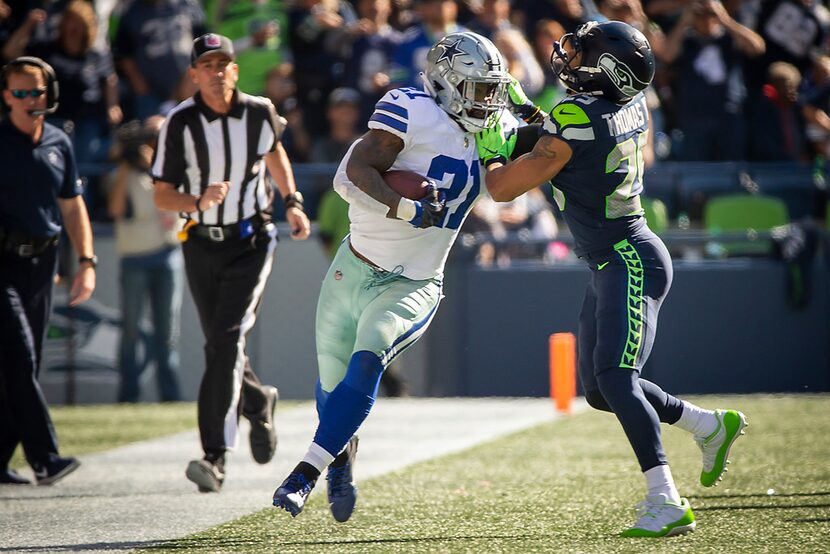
[0,56,96,485]
[153,34,310,493]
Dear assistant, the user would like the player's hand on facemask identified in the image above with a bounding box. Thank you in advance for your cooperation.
[408,184,446,229]
[476,119,517,168]
[507,75,546,124]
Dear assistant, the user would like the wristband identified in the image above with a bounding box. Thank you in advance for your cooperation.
[396,197,419,222]
[284,191,304,211]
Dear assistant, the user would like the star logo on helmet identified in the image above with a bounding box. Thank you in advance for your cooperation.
[436,39,465,65]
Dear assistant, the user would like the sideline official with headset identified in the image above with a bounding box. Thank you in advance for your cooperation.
[152,34,311,493]
[0,56,96,485]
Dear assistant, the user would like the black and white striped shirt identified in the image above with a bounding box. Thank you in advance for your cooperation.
[151,90,285,226]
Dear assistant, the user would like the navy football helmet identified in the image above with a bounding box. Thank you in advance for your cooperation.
[550,21,655,104]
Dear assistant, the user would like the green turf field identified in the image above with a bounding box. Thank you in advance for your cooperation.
[146,394,830,553]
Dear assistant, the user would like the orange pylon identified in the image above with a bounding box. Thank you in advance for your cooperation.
[549,333,576,413]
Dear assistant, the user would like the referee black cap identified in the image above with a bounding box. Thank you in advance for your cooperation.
[191,34,235,66]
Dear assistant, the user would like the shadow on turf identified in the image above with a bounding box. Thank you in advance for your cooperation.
[0,540,166,552]
[694,503,830,511]
[687,491,830,500]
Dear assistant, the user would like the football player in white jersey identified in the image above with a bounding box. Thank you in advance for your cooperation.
[272,31,512,522]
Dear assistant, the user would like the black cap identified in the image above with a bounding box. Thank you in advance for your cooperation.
[191,34,235,66]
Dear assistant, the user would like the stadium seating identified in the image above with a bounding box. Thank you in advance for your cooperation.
[703,194,789,256]
[749,164,817,220]
[641,197,668,234]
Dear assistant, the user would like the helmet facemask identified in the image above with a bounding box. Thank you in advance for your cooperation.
[423,32,510,133]
[549,21,655,104]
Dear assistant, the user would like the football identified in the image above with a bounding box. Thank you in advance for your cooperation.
[382,170,432,200]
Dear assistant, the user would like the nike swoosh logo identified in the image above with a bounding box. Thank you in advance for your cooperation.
[597,262,609,270]
[390,92,399,100]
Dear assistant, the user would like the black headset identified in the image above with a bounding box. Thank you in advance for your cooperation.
[0,56,60,116]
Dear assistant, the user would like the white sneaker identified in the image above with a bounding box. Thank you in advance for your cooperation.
[696,409,747,487]
[622,494,696,538]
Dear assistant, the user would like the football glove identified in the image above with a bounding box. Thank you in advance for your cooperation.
[408,185,446,229]
[507,75,546,124]
[476,119,517,167]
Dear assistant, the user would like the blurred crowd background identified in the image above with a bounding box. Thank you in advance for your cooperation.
[1,0,829,258]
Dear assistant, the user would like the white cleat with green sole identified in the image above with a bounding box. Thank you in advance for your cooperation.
[696,409,748,487]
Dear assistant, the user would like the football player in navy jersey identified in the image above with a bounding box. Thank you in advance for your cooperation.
[477,20,747,537]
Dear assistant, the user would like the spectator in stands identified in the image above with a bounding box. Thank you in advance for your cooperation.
[494,28,544,98]
[389,0,464,89]
[596,0,667,61]
[264,63,312,162]
[107,116,183,403]
[287,0,358,136]
[748,61,807,161]
[465,188,558,267]
[344,0,403,127]
[210,0,282,96]
[803,56,830,159]
[663,0,765,161]
[741,0,827,93]
[4,1,122,166]
[530,19,566,111]
[513,0,590,37]
[465,0,513,40]
[20,0,71,46]
[1,4,39,62]
[112,0,206,120]
[311,87,362,163]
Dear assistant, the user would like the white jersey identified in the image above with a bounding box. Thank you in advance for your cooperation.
[334,87,514,281]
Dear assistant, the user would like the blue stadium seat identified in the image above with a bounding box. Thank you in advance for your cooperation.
[749,164,817,220]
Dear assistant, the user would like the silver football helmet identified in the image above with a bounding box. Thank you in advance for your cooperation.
[422,31,510,133]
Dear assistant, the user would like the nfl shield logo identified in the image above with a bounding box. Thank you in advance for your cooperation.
[205,34,221,48]
[334,270,343,281]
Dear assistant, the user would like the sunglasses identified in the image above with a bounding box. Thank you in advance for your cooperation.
[10,88,46,99]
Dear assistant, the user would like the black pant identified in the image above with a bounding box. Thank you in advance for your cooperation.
[182,230,276,457]
[578,232,677,471]
[0,245,60,468]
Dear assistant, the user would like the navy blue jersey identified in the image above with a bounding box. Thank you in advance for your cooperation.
[0,119,82,237]
[541,92,649,257]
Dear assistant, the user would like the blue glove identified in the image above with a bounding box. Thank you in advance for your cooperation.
[408,185,446,229]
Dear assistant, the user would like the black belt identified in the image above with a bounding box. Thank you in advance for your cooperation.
[189,215,270,242]
[0,230,59,257]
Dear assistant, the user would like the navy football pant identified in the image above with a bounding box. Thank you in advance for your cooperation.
[578,234,683,472]
[0,245,60,468]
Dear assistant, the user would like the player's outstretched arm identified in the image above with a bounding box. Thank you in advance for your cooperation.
[345,129,405,217]
[485,135,573,202]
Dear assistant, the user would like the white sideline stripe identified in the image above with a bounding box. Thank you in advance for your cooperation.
[0,397,584,553]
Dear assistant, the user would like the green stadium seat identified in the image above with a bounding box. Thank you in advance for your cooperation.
[703,194,789,256]
[641,197,668,234]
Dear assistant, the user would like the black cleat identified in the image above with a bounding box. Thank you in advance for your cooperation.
[186,456,225,493]
[250,386,279,464]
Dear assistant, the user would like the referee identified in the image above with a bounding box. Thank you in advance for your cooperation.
[152,34,311,493]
